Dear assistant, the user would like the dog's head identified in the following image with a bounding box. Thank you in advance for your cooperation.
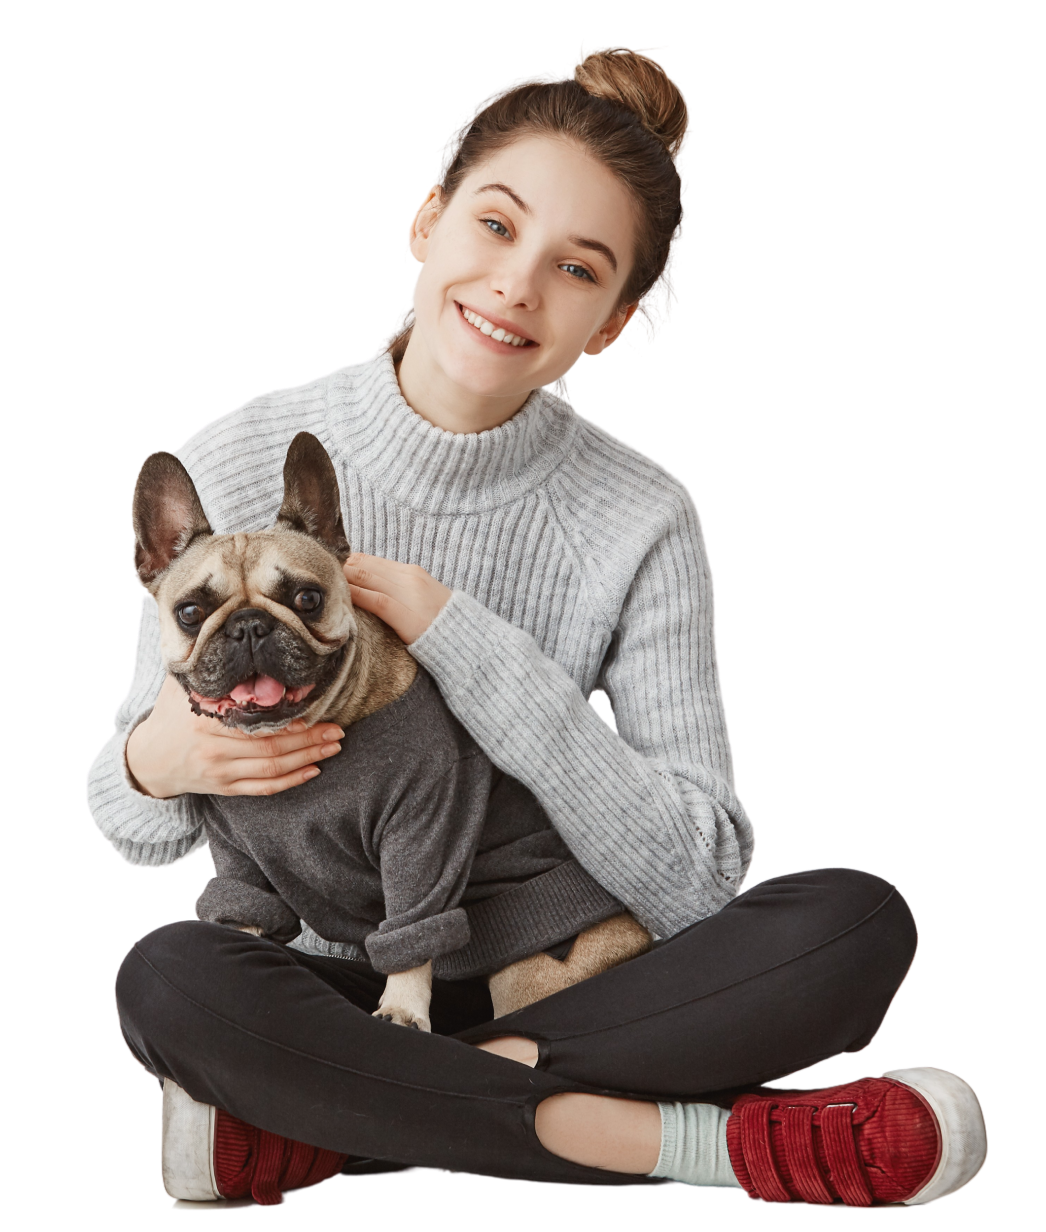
[133,432,357,732]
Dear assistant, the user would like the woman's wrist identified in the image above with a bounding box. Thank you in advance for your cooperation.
[125,714,170,799]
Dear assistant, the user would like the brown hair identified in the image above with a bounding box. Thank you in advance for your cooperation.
[390,49,687,362]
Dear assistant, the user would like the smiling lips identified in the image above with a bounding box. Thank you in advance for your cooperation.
[458,303,535,348]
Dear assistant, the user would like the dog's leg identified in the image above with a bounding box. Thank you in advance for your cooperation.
[373,961,433,1031]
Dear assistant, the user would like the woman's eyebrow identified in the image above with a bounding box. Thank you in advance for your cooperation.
[470,181,616,273]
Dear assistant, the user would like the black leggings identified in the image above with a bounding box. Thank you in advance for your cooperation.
[116,868,916,1185]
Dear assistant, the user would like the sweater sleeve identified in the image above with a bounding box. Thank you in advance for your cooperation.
[196,825,301,943]
[86,597,209,864]
[365,750,491,974]
[409,493,754,939]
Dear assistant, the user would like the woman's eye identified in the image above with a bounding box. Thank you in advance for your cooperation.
[482,218,510,238]
[176,603,204,628]
[480,220,591,282]
[294,589,323,614]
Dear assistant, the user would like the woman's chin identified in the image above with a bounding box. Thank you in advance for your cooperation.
[437,342,547,404]
[404,317,565,417]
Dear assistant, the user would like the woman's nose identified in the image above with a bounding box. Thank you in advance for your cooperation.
[490,253,542,310]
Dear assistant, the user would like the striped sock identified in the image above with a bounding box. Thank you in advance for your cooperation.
[649,1102,741,1187]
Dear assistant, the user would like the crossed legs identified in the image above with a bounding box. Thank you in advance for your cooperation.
[117,869,916,1184]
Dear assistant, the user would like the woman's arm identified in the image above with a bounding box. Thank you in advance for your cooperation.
[346,496,753,940]
[88,600,208,864]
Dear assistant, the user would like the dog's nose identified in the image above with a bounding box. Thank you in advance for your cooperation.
[224,608,275,647]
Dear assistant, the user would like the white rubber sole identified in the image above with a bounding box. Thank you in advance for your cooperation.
[170,1202,261,1212]
[161,1078,222,1201]
[883,1067,987,1204]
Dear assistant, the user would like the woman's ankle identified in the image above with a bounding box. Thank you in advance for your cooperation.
[534,1092,661,1174]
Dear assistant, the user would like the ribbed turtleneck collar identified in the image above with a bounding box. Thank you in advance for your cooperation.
[323,351,577,515]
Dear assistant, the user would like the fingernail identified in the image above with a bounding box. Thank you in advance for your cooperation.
[303,767,320,779]
[324,727,345,740]
[322,743,341,756]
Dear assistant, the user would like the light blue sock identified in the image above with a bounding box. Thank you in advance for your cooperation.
[649,1102,741,1187]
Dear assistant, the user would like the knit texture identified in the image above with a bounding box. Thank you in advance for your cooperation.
[88,352,753,938]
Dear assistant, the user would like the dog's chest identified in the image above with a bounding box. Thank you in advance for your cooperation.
[199,668,591,957]
[204,675,465,867]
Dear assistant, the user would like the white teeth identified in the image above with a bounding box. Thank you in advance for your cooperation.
[460,305,529,347]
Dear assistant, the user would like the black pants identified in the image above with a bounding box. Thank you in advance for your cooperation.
[116,868,916,1185]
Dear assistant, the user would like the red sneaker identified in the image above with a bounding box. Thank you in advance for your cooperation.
[161,1079,348,1204]
[726,1067,986,1206]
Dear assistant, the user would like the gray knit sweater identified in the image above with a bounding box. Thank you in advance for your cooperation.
[88,351,753,940]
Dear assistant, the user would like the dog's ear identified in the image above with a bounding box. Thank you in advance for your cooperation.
[276,433,351,560]
[133,453,213,586]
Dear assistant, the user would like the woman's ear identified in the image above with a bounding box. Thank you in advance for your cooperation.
[409,187,444,263]
[583,302,638,355]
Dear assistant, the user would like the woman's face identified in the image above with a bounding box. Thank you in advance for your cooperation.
[408,135,638,402]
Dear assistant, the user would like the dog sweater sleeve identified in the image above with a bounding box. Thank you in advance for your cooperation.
[364,748,493,975]
[195,826,302,944]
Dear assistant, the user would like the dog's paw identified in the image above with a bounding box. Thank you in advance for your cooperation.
[372,1005,431,1032]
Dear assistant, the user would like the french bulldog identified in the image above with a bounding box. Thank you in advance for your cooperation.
[132,431,650,1029]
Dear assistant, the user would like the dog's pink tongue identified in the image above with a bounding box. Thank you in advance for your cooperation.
[229,675,286,707]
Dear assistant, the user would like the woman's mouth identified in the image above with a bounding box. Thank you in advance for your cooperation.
[456,302,536,348]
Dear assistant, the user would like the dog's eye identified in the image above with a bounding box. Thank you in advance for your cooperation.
[176,603,205,629]
[293,588,323,614]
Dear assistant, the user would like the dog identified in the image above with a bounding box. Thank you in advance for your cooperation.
[132,432,651,1030]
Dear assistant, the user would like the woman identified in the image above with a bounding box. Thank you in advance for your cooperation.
[90,50,985,1207]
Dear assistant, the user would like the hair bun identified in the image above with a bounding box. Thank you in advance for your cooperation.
[574,49,687,157]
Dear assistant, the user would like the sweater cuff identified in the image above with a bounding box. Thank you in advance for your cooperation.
[410,590,518,698]
[196,877,302,943]
[365,908,470,975]
[87,714,205,856]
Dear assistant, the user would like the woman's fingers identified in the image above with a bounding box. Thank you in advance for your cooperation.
[344,553,451,644]
[224,765,325,797]
[210,724,342,793]
[347,582,400,620]
[127,672,347,798]
[345,554,437,603]
[224,723,345,759]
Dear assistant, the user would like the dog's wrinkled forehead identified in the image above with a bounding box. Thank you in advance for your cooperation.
[160,528,345,605]
[153,526,356,666]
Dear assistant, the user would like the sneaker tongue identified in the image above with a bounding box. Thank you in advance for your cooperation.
[229,675,286,707]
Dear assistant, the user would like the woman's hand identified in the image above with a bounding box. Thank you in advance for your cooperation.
[125,673,344,799]
[344,553,451,644]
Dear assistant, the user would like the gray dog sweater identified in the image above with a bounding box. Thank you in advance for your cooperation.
[197,668,622,977]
